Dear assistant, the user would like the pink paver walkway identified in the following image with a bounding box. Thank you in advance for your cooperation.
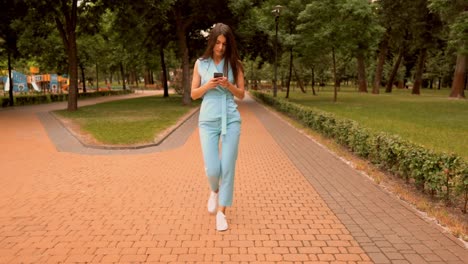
[0,92,466,263]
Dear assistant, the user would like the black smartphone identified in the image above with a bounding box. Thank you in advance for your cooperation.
[213,72,223,78]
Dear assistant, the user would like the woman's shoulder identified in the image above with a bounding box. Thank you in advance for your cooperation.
[198,57,211,63]
[196,57,209,67]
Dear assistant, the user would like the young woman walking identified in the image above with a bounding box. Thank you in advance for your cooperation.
[191,23,245,231]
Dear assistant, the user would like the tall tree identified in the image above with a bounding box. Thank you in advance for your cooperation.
[172,4,191,105]
[298,0,344,102]
[22,0,98,110]
[298,0,381,100]
[77,1,108,92]
[429,0,467,98]
[55,0,79,110]
[230,0,274,65]
[141,0,174,97]
[410,0,443,95]
[0,0,28,106]
[341,0,382,93]
[108,0,147,90]
[372,30,389,94]
[372,0,413,93]
[280,0,310,98]
[231,0,281,95]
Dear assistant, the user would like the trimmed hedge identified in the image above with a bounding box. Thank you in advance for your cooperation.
[251,91,468,212]
[1,90,133,108]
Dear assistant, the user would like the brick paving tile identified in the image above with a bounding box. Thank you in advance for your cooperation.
[0,92,466,263]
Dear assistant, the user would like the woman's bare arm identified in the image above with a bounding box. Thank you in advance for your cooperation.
[191,60,221,100]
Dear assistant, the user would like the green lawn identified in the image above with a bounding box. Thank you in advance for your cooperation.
[55,95,200,145]
[283,86,468,160]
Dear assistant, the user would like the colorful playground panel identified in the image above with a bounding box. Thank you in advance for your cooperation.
[1,71,68,92]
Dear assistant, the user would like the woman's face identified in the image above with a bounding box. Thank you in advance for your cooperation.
[213,34,227,58]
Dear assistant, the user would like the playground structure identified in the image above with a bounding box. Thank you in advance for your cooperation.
[1,67,68,94]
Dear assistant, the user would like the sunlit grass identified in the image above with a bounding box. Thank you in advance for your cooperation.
[281,86,468,160]
[55,95,200,145]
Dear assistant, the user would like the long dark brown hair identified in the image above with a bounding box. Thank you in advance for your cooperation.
[201,23,243,84]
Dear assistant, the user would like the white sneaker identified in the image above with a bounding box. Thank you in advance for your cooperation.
[207,191,218,214]
[216,211,228,231]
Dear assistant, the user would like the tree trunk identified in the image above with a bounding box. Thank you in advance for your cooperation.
[144,68,150,85]
[292,64,306,93]
[373,34,389,94]
[465,71,467,90]
[286,48,293,99]
[450,53,466,98]
[67,29,78,111]
[160,45,169,97]
[412,48,427,95]
[120,62,126,90]
[464,71,467,90]
[134,70,139,87]
[385,48,404,93]
[332,47,337,102]
[311,67,316,95]
[54,0,79,111]
[357,52,368,93]
[174,9,191,105]
[398,80,405,89]
[150,69,153,84]
[54,0,78,110]
[80,63,86,93]
[277,71,286,91]
[95,62,99,91]
[129,71,134,85]
[7,50,13,106]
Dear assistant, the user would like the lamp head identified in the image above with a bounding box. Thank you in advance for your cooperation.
[271,5,283,17]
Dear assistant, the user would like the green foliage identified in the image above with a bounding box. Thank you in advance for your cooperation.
[449,11,468,55]
[1,96,11,107]
[295,0,382,93]
[252,90,468,212]
[455,166,468,213]
[298,0,382,54]
[0,0,28,54]
[429,0,468,54]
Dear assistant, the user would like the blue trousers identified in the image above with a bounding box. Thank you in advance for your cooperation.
[199,119,241,207]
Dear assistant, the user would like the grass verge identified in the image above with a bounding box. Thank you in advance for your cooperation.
[286,87,468,160]
[54,95,200,145]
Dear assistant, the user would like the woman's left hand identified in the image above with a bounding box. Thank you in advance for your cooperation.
[219,77,230,89]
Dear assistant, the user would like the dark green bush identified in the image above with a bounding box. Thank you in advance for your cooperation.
[1,97,10,107]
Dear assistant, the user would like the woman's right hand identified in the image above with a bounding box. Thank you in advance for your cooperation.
[191,61,222,100]
[205,77,221,90]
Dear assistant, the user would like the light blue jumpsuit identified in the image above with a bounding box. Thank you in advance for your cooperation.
[197,57,241,207]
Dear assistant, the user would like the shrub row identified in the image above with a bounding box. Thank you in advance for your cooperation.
[251,91,468,212]
[1,90,133,108]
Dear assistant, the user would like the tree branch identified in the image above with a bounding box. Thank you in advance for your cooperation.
[55,16,69,54]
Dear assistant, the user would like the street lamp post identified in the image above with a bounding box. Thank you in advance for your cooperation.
[272,5,283,97]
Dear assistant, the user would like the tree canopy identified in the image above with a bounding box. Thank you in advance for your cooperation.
[1,0,466,109]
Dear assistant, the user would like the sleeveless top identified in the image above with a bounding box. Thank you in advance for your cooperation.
[197,57,241,135]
